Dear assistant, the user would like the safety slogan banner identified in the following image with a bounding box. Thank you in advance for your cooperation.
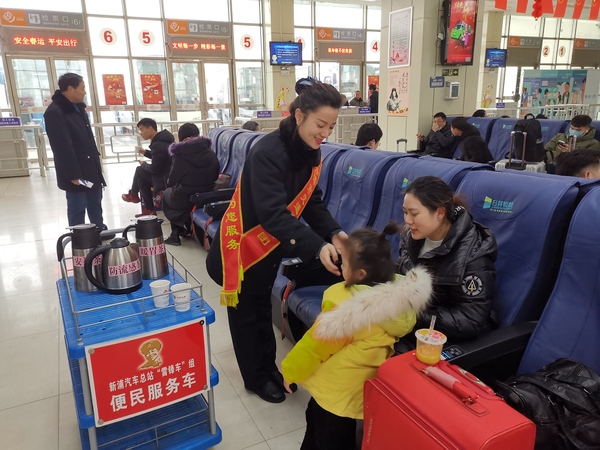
[85,321,210,426]
[140,74,164,104]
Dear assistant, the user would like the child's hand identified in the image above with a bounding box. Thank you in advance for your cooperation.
[283,380,297,394]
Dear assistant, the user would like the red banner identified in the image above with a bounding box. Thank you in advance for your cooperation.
[591,0,600,19]
[541,0,554,13]
[516,0,529,13]
[102,74,127,106]
[86,321,209,426]
[554,0,568,16]
[573,0,586,19]
[494,0,508,9]
[140,74,164,105]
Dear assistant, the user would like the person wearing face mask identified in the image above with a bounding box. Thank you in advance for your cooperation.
[545,115,600,164]
[206,77,348,404]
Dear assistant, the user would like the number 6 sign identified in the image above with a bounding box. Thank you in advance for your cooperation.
[101,28,117,45]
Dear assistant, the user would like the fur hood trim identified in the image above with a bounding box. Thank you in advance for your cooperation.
[168,136,212,156]
[313,267,433,340]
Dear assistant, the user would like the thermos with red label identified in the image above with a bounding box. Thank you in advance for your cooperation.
[123,215,168,279]
[84,238,143,294]
[56,224,103,292]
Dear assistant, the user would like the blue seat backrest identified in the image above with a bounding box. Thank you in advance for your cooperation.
[326,149,404,231]
[466,117,497,141]
[539,120,568,145]
[207,127,228,156]
[372,157,493,259]
[319,143,362,202]
[225,132,265,186]
[591,121,600,141]
[212,129,245,172]
[456,170,580,327]
[488,118,519,161]
[519,186,600,374]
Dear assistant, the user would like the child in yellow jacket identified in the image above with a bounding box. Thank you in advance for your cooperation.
[281,223,432,450]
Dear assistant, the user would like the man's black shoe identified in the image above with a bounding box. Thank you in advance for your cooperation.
[248,381,285,403]
[270,370,297,393]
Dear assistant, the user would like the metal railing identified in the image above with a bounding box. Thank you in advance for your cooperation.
[479,103,600,120]
[0,124,48,176]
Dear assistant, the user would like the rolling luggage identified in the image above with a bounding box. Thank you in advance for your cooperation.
[362,352,536,450]
[495,130,546,173]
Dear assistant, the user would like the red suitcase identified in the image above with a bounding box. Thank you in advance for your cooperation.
[362,352,536,450]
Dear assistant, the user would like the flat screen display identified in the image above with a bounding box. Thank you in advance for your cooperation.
[269,41,302,66]
[485,48,507,68]
[441,0,478,66]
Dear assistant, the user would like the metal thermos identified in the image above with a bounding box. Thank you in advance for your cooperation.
[123,215,168,279]
[56,224,103,292]
[84,238,142,294]
[568,134,577,152]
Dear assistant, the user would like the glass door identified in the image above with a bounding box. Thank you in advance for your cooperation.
[203,62,232,126]
[171,61,202,123]
[340,64,362,100]
[9,58,52,127]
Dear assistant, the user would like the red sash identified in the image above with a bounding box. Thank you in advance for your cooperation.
[220,163,321,307]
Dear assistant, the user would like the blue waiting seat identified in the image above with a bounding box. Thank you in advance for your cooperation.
[518,186,600,375]
[371,156,493,260]
[456,170,580,327]
[591,121,600,141]
[225,131,265,187]
[539,119,568,146]
[467,117,497,141]
[487,118,518,161]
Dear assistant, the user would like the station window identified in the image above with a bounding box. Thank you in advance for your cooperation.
[233,25,262,60]
[0,0,82,12]
[128,19,165,58]
[235,62,264,109]
[85,0,122,16]
[315,2,362,29]
[294,0,312,27]
[232,0,261,24]
[0,59,11,110]
[508,15,542,37]
[575,20,600,39]
[295,28,313,63]
[132,59,170,106]
[366,5,381,30]
[93,58,133,106]
[163,0,229,21]
[125,0,161,19]
[88,17,129,57]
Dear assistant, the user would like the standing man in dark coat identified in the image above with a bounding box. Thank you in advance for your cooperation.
[368,83,379,114]
[44,73,108,229]
[122,118,174,216]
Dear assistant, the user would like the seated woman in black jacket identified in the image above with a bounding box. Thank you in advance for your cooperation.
[163,123,220,245]
[396,176,497,349]
[450,117,493,163]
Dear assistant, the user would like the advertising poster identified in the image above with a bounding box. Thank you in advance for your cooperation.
[387,67,410,116]
[444,0,478,65]
[140,74,164,104]
[368,75,380,90]
[102,74,127,105]
[389,7,412,68]
[86,321,209,426]
[522,70,588,107]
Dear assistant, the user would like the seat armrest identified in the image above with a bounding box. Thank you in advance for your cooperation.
[280,256,343,289]
[441,321,537,381]
[203,200,230,221]
[189,188,235,208]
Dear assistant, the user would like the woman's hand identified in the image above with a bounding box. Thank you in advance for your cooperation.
[331,231,348,252]
[320,243,341,276]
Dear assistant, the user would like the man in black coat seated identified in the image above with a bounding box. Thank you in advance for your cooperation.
[122,118,174,216]
[415,112,456,158]
[163,123,220,245]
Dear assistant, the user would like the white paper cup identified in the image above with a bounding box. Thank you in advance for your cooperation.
[149,279,170,308]
[172,283,192,312]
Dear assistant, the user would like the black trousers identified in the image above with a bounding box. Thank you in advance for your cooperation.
[227,287,278,389]
[301,397,357,450]
[131,165,154,210]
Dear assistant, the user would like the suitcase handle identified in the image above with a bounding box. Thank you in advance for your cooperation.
[424,366,479,404]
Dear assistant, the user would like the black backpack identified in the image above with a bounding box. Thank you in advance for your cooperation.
[492,358,600,450]
[511,119,546,162]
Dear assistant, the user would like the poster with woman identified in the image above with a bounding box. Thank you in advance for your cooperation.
[387,68,410,116]
[389,7,412,68]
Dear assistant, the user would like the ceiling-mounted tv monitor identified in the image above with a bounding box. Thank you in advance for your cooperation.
[441,0,478,66]
[269,41,303,66]
[485,48,507,68]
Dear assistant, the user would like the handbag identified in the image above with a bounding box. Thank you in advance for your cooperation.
[492,358,600,450]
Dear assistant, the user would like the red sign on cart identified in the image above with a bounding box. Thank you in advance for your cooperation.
[85,321,210,426]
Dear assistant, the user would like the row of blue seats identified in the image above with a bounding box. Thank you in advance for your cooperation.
[193,128,600,378]
[455,117,600,161]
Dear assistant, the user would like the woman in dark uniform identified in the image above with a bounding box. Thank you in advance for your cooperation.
[206,78,347,403]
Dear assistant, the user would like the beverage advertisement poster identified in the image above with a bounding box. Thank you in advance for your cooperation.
[388,7,412,68]
[102,74,127,105]
[86,321,210,426]
[140,74,164,104]
[387,67,410,116]
[444,0,478,65]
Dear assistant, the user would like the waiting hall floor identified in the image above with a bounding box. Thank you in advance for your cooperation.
[0,162,310,450]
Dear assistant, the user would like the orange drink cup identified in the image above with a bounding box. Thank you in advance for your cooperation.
[415,329,447,365]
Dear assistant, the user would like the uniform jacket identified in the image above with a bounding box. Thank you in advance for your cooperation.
[368,91,379,114]
[457,125,493,163]
[140,129,174,192]
[545,127,600,163]
[282,269,432,419]
[206,129,341,292]
[397,207,497,340]
[419,123,456,158]
[44,90,105,192]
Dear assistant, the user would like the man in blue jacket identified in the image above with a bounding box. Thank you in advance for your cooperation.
[45,73,109,229]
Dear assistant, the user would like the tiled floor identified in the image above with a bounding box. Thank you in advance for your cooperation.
[0,162,310,450]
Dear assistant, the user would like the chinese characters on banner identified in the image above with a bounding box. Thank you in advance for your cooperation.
[102,74,127,106]
[140,74,164,105]
[388,7,412,68]
[86,321,209,426]
[387,68,410,116]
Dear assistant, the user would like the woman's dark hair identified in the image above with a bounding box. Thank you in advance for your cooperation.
[178,123,200,141]
[278,78,342,137]
[472,109,486,117]
[389,88,398,99]
[344,222,400,286]
[405,176,467,220]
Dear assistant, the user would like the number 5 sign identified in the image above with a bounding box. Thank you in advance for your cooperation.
[241,35,254,50]
[139,30,154,46]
